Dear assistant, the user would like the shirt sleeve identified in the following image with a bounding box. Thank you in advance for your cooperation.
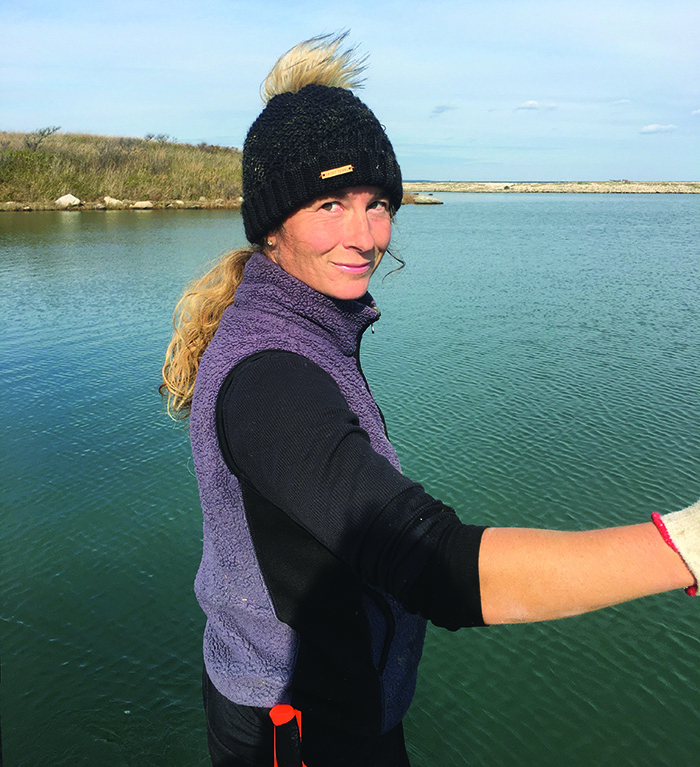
[216,350,486,630]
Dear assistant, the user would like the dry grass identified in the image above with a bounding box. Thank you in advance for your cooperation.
[0,130,243,206]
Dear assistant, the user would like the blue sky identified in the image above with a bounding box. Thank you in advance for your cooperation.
[2,0,698,180]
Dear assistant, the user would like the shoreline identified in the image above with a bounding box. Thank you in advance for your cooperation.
[0,197,243,212]
[403,181,700,194]
[2,181,699,213]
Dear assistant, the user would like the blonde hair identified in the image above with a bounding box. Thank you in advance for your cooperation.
[160,33,369,419]
[160,247,256,419]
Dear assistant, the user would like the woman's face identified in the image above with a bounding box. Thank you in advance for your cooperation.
[267,186,392,300]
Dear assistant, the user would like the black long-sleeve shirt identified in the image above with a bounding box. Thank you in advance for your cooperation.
[216,350,486,631]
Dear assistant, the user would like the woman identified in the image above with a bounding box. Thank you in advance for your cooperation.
[161,35,699,766]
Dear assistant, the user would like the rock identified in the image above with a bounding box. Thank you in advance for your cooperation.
[104,196,123,209]
[131,201,154,210]
[413,194,443,205]
[1,201,23,212]
[55,193,81,209]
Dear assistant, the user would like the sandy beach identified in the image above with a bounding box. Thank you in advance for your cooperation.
[403,181,700,194]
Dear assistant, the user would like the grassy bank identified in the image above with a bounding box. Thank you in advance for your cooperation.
[0,129,243,208]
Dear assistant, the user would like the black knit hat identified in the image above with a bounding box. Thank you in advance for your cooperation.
[241,84,402,245]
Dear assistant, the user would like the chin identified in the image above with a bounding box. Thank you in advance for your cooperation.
[328,283,370,300]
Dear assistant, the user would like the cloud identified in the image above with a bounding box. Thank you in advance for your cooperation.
[693,109,700,116]
[516,100,556,111]
[640,124,676,134]
[430,105,457,118]
[613,99,631,106]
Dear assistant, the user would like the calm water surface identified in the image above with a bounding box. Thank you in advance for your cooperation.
[2,194,699,765]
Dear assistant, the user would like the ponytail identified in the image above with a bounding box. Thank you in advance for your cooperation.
[160,247,257,419]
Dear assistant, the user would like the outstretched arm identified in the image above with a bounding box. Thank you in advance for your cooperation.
[479,517,696,625]
[219,357,698,629]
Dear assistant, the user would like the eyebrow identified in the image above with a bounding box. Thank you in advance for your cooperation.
[308,188,389,207]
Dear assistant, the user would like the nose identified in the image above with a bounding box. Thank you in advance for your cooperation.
[343,209,376,254]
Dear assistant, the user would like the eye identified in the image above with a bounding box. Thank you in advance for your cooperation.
[320,200,342,211]
[368,199,390,212]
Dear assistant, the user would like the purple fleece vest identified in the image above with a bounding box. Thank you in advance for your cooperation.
[190,252,426,732]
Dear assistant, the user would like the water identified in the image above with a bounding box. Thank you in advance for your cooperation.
[1,194,699,765]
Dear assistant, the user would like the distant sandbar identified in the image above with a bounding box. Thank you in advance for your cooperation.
[403,181,699,194]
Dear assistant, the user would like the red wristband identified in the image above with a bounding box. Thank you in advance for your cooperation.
[651,512,697,596]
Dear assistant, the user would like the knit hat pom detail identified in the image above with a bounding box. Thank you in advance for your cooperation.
[260,32,367,103]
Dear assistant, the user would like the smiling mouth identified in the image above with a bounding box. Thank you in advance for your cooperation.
[333,262,372,274]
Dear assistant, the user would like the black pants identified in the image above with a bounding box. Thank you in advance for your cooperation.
[202,667,411,766]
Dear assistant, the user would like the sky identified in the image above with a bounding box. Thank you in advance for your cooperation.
[2,0,699,181]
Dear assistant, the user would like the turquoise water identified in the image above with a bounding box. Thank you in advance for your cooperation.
[2,194,699,765]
